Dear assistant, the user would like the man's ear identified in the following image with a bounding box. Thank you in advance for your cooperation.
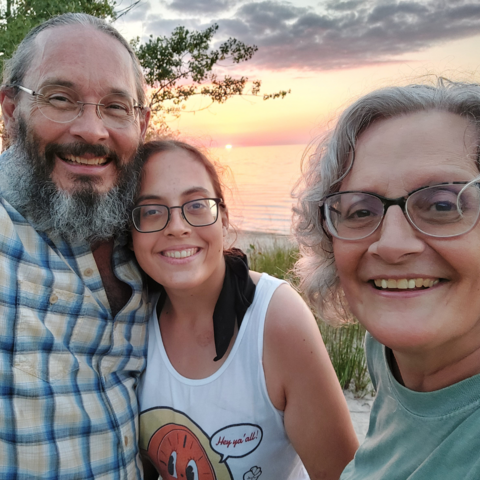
[0,89,18,137]
[139,108,151,140]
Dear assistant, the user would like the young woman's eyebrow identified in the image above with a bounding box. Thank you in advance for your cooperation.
[135,194,162,204]
[136,187,212,204]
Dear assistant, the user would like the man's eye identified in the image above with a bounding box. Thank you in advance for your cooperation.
[102,94,133,116]
[50,95,70,102]
[45,94,76,106]
[104,103,129,114]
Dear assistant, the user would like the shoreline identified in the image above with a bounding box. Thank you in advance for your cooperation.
[226,229,296,251]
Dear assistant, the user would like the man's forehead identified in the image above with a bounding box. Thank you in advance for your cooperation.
[24,25,136,96]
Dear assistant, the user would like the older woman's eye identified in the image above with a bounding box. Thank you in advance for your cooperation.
[431,201,456,212]
[346,208,375,219]
[413,189,459,215]
[344,199,382,221]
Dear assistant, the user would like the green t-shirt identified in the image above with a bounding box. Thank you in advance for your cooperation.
[341,333,480,479]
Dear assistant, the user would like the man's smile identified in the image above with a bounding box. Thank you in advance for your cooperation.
[59,153,109,166]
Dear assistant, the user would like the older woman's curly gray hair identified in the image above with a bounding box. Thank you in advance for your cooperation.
[293,79,480,325]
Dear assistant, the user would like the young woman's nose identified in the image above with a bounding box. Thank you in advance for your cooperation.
[163,207,191,236]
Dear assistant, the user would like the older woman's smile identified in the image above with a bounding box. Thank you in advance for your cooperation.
[372,278,440,290]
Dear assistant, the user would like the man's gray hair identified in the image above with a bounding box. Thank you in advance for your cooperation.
[2,12,146,105]
[293,79,480,325]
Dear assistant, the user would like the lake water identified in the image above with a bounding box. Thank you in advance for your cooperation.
[211,144,307,234]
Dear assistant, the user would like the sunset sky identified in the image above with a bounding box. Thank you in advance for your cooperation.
[115,0,480,148]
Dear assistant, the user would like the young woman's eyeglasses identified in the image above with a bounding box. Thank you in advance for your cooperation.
[10,84,145,129]
[320,180,480,240]
[132,198,223,233]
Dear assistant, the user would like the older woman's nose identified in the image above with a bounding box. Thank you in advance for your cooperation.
[368,205,425,263]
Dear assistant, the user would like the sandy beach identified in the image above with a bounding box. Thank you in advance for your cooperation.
[234,229,374,443]
[344,391,374,442]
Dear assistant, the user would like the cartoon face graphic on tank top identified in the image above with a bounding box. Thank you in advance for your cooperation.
[148,423,216,480]
[140,407,235,479]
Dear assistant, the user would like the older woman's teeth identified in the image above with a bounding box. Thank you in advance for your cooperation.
[163,248,197,258]
[374,278,439,289]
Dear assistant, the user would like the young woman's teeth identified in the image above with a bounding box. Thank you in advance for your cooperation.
[163,248,197,259]
[374,278,440,289]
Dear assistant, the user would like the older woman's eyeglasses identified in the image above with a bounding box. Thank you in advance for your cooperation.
[10,84,145,129]
[132,198,223,233]
[320,180,480,240]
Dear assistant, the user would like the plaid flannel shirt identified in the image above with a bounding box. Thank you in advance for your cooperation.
[0,195,149,479]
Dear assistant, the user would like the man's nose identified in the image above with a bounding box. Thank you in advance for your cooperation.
[68,104,109,144]
[368,205,425,263]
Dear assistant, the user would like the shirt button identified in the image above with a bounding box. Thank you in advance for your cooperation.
[49,294,58,304]
[84,268,94,277]
[124,435,129,446]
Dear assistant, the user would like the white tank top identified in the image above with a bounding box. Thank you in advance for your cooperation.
[138,273,309,480]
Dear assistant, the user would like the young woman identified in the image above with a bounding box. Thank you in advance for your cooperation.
[132,140,358,480]
[294,80,480,479]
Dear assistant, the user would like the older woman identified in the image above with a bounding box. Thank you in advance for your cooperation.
[294,80,480,479]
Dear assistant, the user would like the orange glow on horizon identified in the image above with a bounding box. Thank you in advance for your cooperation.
[160,34,480,148]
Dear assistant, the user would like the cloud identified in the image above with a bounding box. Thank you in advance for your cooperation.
[135,0,480,71]
[143,15,205,38]
[212,0,480,70]
[166,0,240,15]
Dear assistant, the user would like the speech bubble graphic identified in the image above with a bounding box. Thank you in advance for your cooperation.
[210,424,263,463]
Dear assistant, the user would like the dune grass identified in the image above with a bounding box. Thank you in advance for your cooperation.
[246,241,370,395]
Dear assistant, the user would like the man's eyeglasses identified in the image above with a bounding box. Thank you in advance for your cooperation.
[132,198,223,233]
[9,84,145,129]
[320,180,480,240]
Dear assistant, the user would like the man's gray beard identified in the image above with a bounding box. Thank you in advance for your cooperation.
[0,119,143,245]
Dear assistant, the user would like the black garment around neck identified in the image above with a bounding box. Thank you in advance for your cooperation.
[155,248,256,361]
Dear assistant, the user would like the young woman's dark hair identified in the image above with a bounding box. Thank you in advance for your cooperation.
[141,140,226,201]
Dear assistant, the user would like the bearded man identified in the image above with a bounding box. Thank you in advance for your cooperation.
[0,13,151,479]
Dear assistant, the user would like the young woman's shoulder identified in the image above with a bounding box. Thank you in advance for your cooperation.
[267,279,315,336]
[249,270,262,285]
[248,270,313,337]
[260,275,359,478]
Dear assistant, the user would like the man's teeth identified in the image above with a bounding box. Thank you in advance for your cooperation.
[63,155,108,165]
[163,248,197,259]
[374,278,440,290]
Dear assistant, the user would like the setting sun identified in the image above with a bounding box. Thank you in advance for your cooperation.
[225,144,233,150]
